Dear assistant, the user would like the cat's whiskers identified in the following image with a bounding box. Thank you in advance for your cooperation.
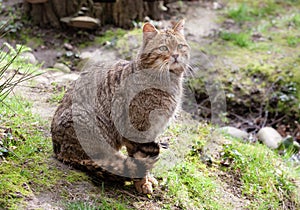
[158,61,171,85]
[182,63,195,78]
[151,62,165,84]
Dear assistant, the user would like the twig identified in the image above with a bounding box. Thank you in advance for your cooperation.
[230,112,256,126]
[269,116,286,126]
[118,189,148,201]
[261,110,268,128]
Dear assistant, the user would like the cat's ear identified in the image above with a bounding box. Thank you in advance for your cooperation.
[143,22,158,40]
[173,19,185,35]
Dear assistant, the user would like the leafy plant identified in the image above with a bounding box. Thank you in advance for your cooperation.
[0,42,41,103]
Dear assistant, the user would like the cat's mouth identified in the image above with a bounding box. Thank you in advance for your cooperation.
[170,61,181,67]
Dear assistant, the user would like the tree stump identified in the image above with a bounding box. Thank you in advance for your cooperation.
[23,0,161,29]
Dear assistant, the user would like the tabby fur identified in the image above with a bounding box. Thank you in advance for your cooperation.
[51,20,190,194]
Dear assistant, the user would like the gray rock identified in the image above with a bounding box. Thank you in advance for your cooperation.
[20,52,38,64]
[217,126,249,140]
[53,63,71,73]
[257,127,283,149]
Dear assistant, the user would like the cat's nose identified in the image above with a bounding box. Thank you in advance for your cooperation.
[172,54,179,61]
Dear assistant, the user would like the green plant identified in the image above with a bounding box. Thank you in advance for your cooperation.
[227,3,253,22]
[48,84,66,103]
[161,162,223,209]
[221,141,299,209]
[0,97,54,208]
[0,42,41,103]
[227,1,278,23]
[95,29,127,46]
[220,31,251,47]
[0,3,24,37]
[290,13,300,27]
[286,35,300,47]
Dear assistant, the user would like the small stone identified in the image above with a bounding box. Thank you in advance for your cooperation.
[213,2,224,10]
[56,52,63,59]
[64,43,73,51]
[65,51,74,57]
[224,19,235,25]
[20,52,38,64]
[217,126,249,140]
[257,127,283,149]
[53,63,71,73]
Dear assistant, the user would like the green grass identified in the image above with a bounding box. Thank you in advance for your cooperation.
[160,161,223,209]
[156,123,234,209]
[155,120,300,209]
[220,31,252,47]
[226,1,283,23]
[0,97,57,208]
[78,28,127,49]
[290,13,300,27]
[95,28,127,45]
[48,83,66,103]
[221,139,299,209]
[286,35,300,47]
[227,3,254,22]
[0,96,98,209]
[1,99,299,209]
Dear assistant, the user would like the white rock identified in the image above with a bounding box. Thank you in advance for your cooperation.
[53,63,71,73]
[57,73,79,83]
[20,52,38,64]
[80,51,93,60]
[257,127,283,149]
[217,126,249,140]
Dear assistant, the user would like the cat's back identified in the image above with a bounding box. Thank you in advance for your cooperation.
[51,59,132,131]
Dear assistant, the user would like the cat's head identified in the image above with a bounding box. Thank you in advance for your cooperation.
[138,19,190,76]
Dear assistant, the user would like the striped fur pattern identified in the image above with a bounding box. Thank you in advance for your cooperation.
[51,20,190,194]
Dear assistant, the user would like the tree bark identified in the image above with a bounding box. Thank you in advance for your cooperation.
[24,0,161,29]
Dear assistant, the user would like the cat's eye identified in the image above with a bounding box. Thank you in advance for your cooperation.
[159,46,168,51]
[178,44,184,49]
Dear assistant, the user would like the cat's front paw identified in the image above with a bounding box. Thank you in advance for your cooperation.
[134,175,158,194]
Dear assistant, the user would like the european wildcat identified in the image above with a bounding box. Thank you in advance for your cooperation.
[51,20,190,194]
